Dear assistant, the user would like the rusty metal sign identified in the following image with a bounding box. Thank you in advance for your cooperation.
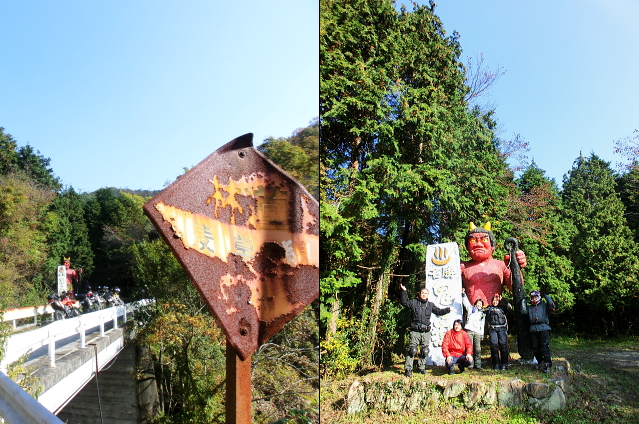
[143,133,319,360]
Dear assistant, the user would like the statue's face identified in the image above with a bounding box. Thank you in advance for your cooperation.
[467,232,494,262]
[64,261,70,269]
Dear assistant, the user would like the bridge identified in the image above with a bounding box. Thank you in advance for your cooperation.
[0,300,153,424]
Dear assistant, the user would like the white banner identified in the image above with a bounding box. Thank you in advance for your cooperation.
[57,265,66,295]
[425,242,463,365]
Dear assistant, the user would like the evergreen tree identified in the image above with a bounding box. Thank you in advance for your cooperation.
[616,163,639,243]
[511,163,574,329]
[258,119,319,199]
[561,153,639,334]
[320,0,520,370]
[0,128,61,191]
[47,187,94,284]
[83,188,152,293]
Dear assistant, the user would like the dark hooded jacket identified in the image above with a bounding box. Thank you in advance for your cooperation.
[520,294,556,332]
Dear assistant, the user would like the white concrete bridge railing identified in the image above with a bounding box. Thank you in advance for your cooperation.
[0,299,154,424]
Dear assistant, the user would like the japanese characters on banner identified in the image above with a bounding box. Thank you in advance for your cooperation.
[425,242,462,365]
[57,265,66,295]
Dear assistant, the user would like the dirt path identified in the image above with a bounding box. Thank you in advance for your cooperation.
[587,349,639,373]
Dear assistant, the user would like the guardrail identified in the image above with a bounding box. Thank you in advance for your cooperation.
[1,303,79,330]
[0,300,153,424]
[1,305,127,371]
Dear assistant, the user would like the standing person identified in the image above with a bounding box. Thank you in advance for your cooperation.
[441,319,473,375]
[461,288,486,370]
[520,290,556,373]
[485,293,512,370]
[460,222,527,306]
[399,284,451,377]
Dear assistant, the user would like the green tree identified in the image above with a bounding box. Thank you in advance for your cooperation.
[84,188,153,292]
[0,173,56,306]
[258,119,319,199]
[47,186,94,280]
[0,128,61,191]
[616,163,639,243]
[509,163,574,330]
[320,0,522,371]
[561,153,639,334]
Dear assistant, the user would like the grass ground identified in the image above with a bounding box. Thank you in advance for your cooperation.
[320,335,639,423]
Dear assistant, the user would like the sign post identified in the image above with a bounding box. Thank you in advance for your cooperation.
[143,133,319,423]
[56,265,66,295]
[424,242,462,365]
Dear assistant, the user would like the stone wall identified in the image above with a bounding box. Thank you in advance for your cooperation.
[347,370,568,414]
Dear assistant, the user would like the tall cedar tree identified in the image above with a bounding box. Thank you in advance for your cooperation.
[561,154,639,334]
[321,0,519,370]
[47,187,95,282]
[616,163,639,243]
[511,163,575,330]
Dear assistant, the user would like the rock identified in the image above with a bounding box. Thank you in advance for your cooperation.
[404,381,439,411]
[498,379,526,408]
[483,381,498,405]
[549,378,566,393]
[464,381,487,408]
[384,382,406,412]
[526,382,552,399]
[539,385,566,411]
[443,381,466,399]
[347,380,366,414]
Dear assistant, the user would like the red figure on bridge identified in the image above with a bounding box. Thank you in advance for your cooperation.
[63,257,82,294]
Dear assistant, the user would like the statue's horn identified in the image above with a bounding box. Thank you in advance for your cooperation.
[469,222,477,231]
[483,222,492,231]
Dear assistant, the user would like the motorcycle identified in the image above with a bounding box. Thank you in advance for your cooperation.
[48,293,80,320]
[112,287,125,306]
[99,286,118,308]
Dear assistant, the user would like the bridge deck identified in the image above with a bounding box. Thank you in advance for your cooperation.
[15,321,126,414]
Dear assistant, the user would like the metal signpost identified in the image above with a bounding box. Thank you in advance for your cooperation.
[143,133,319,424]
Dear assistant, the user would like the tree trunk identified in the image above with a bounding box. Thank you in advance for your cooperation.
[328,295,340,335]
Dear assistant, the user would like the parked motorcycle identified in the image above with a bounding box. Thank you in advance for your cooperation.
[48,293,80,320]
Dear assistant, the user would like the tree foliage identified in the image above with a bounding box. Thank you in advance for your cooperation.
[320,0,639,378]
[258,119,319,199]
[561,154,639,334]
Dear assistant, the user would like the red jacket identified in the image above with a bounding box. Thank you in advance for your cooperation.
[442,329,473,358]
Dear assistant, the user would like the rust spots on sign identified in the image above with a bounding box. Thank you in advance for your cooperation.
[143,133,319,360]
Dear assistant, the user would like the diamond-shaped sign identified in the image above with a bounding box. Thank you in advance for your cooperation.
[143,133,319,360]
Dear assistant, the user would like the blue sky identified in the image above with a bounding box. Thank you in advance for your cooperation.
[1,1,318,193]
[431,0,639,186]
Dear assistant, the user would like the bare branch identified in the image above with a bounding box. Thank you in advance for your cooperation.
[464,52,506,104]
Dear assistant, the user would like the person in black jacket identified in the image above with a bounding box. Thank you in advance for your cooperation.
[399,284,451,377]
[483,293,512,371]
[520,290,556,373]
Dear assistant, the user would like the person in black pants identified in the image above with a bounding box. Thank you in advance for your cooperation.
[520,290,556,373]
[484,293,512,370]
[399,284,450,377]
